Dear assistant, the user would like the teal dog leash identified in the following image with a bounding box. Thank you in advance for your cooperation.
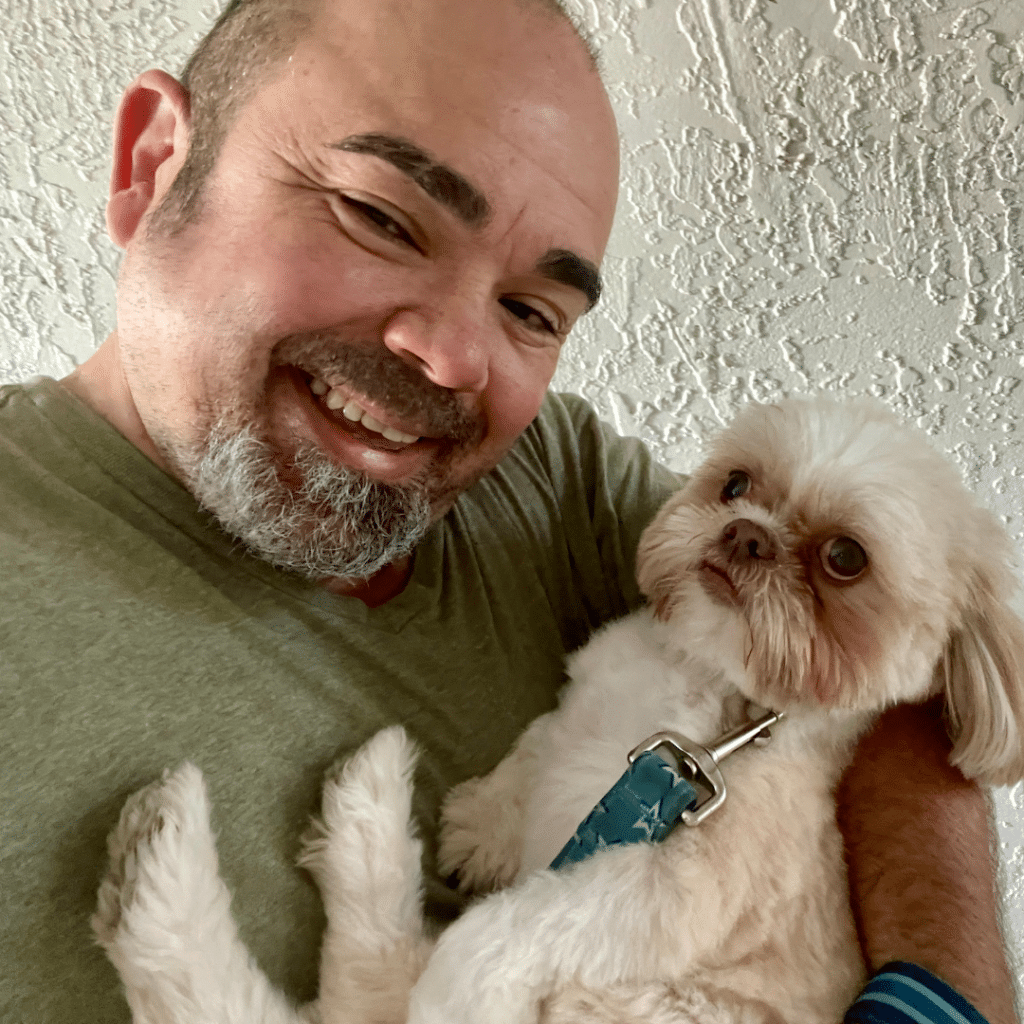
[550,709,784,870]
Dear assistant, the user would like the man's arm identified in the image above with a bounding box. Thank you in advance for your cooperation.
[837,698,1019,1024]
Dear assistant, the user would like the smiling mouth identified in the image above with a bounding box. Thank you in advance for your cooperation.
[297,369,427,453]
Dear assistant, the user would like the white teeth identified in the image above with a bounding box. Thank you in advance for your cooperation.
[319,386,420,445]
[310,378,329,396]
[390,426,420,444]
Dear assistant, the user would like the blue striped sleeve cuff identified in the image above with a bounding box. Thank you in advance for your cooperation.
[845,962,991,1024]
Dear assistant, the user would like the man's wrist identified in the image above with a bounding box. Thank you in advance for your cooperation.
[846,962,995,1024]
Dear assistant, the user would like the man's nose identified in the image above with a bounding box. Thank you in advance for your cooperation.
[382,307,490,394]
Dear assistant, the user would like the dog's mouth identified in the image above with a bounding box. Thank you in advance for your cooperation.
[698,561,741,608]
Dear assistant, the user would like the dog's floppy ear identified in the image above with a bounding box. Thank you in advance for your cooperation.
[939,597,1024,787]
[635,503,686,622]
[636,547,679,622]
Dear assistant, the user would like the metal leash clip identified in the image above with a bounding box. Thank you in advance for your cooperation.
[626,709,784,826]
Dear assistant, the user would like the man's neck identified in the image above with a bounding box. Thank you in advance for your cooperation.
[322,556,413,607]
[61,335,169,470]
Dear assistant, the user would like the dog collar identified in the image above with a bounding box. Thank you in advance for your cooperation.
[550,709,783,871]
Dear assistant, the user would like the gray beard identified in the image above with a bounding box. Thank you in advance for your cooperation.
[187,425,431,581]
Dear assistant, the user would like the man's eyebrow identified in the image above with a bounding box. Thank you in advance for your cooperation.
[329,133,490,228]
[537,249,602,311]
[329,136,600,309]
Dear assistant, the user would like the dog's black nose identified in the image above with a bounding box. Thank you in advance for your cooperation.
[721,519,777,562]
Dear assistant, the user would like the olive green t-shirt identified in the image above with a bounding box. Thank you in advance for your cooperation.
[0,376,679,1022]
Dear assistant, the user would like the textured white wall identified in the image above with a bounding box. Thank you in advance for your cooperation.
[2,0,1022,995]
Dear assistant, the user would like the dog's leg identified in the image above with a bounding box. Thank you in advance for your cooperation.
[407,840,715,1024]
[438,712,553,892]
[299,725,433,1024]
[93,764,305,1024]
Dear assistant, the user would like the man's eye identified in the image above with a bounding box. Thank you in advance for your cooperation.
[500,297,558,335]
[338,196,418,248]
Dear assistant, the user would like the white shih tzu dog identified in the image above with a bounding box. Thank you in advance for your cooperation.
[93,397,1024,1024]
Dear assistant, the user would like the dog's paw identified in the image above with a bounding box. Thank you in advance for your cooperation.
[299,726,424,924]
[93,763,219,949]
[438,773,523,893]
[437,715,554,893]
[299,727,432,1018]
[324,724,419,833]
[300,725,419,861]
[94,768,306,1024]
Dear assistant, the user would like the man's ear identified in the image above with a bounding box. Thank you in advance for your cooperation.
[107,69,191,248]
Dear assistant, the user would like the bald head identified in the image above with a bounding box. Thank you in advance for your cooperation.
[156,0,600,230]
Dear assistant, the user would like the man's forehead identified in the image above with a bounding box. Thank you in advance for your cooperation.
[269,0,619,287]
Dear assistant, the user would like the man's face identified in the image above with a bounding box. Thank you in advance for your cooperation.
[113,0,618,579]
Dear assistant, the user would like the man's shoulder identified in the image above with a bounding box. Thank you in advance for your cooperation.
[0,377,105,507]
[464,391,613,521]
[0,375,85,455]
[0,375,46,422]
[512,390,598,455]
[506,390,639,480]
[0,377,71,493]
[0,376,206,570]
[454,389,684,628]
[506,390,683,500]
[0,376,34,400]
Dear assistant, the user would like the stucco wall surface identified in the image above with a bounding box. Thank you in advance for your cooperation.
[1,0,1023,999]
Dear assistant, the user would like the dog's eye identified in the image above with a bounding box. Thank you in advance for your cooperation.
[820,537,868,580]
[721,471,751,502]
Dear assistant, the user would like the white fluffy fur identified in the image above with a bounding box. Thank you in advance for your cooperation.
[94,397,1024,1024]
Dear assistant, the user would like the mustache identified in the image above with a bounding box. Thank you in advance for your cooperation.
[273,332,484,445]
